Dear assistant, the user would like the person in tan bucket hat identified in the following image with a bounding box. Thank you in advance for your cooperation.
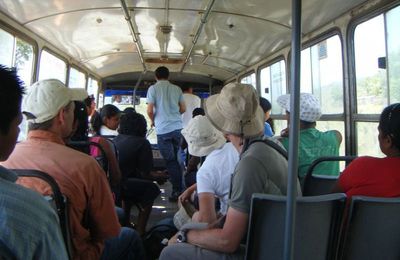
[160,83,301,260]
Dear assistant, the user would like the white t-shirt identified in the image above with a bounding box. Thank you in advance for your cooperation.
[181,93,201,128]
[196,142,239,214]
[100,125,118,136]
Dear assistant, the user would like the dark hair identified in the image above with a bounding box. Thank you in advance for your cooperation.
[259,97,272,113]
[91,104,120,135]
[181,85,192,92]
[0,65,25,135]
[83,95,95,107]
[192,107,205,118]
[118,112,147,137]
[155,66,169,79]
[123,107,136,114]
[379,103,400,150]
[71,101,89,141]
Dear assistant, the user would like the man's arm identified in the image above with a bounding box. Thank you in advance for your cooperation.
[186,207,248,253]
[179,101,186,114]
[192,193,217,223]
[147,103,155,127]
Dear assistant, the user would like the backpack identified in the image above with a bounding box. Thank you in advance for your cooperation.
[243,137,288,160]
[142,219,177,260]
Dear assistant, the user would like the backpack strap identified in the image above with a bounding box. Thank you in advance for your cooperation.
[244,138,288,160]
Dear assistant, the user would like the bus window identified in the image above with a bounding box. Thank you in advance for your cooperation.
[260,60,287,115]
[38,50,66,83]
[354,5,400,155]
[0,29,34,87]
[356,122,383,157]
[301,35,344,114]
[87,77,99,103]
[69,67,86,89]
[240,72,256,89]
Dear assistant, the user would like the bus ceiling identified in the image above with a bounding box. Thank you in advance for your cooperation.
[0,0,379,87]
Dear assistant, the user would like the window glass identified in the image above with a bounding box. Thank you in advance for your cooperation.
[356,122,384,157]
[260,60,287,115]
[15,38,34,87]
[240,72,256,89]
[0,29,14,67]
[387,6,400,104]
[301,35,344,114]
[354,15,387,113]
[39,50,66,83]
[88,77,99,101]
[69,67,86,89]
[272,119,287,136]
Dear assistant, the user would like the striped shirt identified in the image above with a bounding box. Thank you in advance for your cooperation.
[0,166,68,259]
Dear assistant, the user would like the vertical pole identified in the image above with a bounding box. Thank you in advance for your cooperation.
[283,0,302,259]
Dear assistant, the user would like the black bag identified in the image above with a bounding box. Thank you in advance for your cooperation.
[143,219,177,260]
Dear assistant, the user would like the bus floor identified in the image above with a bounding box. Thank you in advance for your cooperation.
[128,181,179,233]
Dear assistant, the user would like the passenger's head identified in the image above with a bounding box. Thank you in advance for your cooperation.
[277,93,321,126]
[118,112,147,138]
[23,79,87,139]
[181,115,226,157]
[204,83,264,148]
[70,101,89,141]
[123,107,136,114]
[0,65,25,161]
[192,107,205,118]
[181,85,193,93]
[259,97,272,120]
[83,94,96,116]
[91,104,121,134]
[155,66,169,80]
[378,103,400,155]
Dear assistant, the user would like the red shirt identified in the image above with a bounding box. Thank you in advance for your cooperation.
[338,156,400,198]
[2,130,120,259]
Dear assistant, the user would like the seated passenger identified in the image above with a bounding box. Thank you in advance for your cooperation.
[70,101,121,187]
[160,83,300,260]
[179,115,239,224]
[259,97,274,137]
[91,104,120,136]
[113,112,168,235]
[83,94,96,117]
[333,103,400,197]
[2,79,144,259]
[277,93,342,183]
[0,66,68,259]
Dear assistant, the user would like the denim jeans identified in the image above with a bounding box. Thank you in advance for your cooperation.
[101,227,145,260]
[157,129,183,192]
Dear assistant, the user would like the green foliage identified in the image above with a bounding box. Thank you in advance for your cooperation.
[15,39,32,68]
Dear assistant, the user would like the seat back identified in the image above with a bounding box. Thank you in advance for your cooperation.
[12,169,73,259]
[339,196,400,260]
[68,140,109,177]
[151,144,167,171]
[245,193,346,260]
[303,156,357,196]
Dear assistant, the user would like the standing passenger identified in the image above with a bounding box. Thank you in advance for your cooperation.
[0,66,68,259]
[278,93,342,183]
[147,66,186,201]
[160,83,300,260]
[2,79,144,260]
[181,85,201,128]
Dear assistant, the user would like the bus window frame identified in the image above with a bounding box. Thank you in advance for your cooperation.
[38,47,68,84]
[0,22,38,85]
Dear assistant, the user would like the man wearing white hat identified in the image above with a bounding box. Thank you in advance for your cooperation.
[277,93,342,183]
[160,83,300,259]
[2,79,144,259]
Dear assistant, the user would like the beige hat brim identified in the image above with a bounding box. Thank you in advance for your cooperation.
[205,94,264,138]
[181,126,226,157]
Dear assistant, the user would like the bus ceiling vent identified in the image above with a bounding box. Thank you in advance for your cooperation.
[160,25,172,34]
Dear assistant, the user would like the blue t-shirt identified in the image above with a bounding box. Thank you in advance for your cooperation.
[146,80,183,135]
[264,122,274,137]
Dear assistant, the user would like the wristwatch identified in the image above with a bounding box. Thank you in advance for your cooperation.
[176,230,188,243]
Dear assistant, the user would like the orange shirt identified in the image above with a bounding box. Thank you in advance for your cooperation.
[1,130,120,260]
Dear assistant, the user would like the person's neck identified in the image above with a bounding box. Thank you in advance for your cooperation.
[386,149,400,157]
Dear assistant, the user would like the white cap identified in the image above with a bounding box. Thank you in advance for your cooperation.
[277,93,322,122]
[181,115,226,157]
[23,79,88,123]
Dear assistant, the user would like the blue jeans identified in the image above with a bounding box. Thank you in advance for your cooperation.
[101,227,145,260]
[157,129,183,192]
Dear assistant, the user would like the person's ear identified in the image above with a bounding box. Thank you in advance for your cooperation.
[381,134,393,150]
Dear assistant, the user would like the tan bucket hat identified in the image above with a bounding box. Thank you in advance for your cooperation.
[204,83,264,138]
